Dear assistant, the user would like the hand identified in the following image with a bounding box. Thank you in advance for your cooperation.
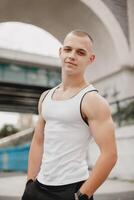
[74,190,92,200]
[26,179,33,186]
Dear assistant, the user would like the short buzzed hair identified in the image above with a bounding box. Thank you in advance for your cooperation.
[64,29,93,45]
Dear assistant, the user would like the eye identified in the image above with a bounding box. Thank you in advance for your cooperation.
[63,47,71,52]
[77,51,86,56]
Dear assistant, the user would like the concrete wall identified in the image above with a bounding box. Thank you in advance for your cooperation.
[88,125,134,181]
[91,67,134,102]
[127,0,134,60]
[102,0,129,43]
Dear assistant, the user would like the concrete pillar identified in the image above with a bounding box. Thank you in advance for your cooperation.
[127,0,134,65]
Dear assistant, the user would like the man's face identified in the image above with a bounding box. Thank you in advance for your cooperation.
[59,34,95,75]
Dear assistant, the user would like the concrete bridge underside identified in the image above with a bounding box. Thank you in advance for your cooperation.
[0,81,49,113]
[0,0,130,82]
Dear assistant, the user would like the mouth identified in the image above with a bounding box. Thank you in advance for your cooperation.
[65,62,77,66]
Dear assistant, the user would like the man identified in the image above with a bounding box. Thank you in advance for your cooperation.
[22,30,117,200]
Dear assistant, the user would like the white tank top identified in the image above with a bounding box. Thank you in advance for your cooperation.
[37,84,98,185]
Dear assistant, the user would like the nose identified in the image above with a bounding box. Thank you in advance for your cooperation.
[68,50,76,60]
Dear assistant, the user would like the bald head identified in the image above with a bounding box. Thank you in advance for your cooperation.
[63,30,93,47]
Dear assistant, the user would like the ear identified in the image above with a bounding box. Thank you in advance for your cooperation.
[89,54,95,64]
[59,47,62,56]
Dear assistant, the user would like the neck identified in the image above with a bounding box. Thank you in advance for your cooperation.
[61,72,89,90]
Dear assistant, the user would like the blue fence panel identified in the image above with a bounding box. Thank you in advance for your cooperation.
[0,144,30,171]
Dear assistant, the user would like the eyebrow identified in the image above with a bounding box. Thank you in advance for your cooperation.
[63,46,88,53]
[77,48,87,53]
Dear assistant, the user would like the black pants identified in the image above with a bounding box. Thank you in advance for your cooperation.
[22,179,94,200]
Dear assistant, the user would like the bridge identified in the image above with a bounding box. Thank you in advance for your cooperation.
[0,48,61,113]
[0,0,134,102]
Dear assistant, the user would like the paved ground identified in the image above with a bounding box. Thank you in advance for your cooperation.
[0,172,134,200]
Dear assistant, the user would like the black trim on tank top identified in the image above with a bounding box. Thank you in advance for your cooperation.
[51,84,91,101]
[41,90,50,104]
[80,89,99,125]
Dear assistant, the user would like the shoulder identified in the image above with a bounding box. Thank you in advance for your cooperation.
[39,90,50,102]
[82,91,111,120]
[83,91,109,108]
[38,90,50,114]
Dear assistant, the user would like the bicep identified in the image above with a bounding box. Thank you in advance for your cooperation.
[88,116,116,154]
[32,91,48,145]
[83,93,117,153]
[32,115,45,145]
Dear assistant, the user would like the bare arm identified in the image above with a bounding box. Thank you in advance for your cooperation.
[79,92,118,196]
[27,91,48,181]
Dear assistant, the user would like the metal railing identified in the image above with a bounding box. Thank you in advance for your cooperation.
[110,96,134,127]
[0,127,34,148]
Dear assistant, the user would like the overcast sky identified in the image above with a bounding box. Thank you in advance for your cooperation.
[0,21,61,57]
[0,112,19,128]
